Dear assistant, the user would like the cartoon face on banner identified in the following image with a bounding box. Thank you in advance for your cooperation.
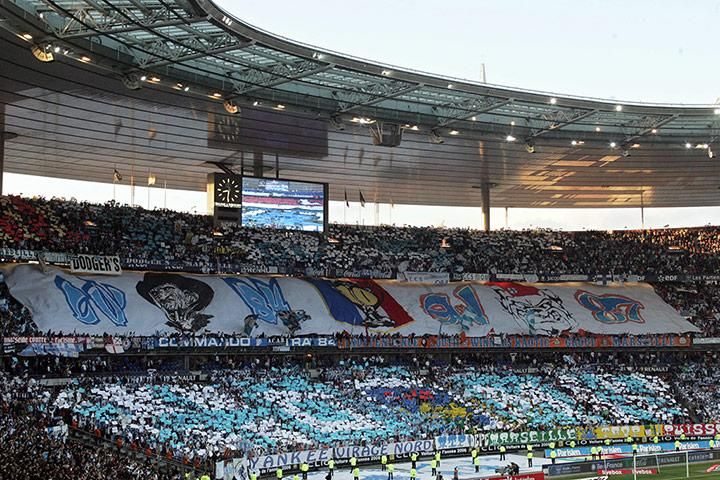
[421,285,489,331]
[136,273,214,333]
[55,275,128,327]
[490,282,577,335]
[224,277,310,334]
[575,290,645,324]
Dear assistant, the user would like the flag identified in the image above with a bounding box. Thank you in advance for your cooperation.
[113,169,122,182]
[344,189,349,207]
[147,173,156,186]
[390,197,395,209]
[105,339,125,354]
[359,190,366,207]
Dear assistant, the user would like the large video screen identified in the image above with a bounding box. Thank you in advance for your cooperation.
[241,177,327,232]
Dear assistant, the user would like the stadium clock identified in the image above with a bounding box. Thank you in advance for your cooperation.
[213,174,242,208]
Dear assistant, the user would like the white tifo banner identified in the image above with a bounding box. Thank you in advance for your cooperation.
[69,254,122,275]
[3,264,699,336]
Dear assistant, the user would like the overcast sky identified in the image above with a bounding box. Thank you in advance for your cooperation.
[6,1,720,230]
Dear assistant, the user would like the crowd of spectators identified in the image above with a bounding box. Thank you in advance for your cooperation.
[38,353,698,462]
[0,373,184,479]
[4,194,720,276]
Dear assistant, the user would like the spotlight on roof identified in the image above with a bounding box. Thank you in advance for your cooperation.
[211,92,222,99]
[140,75,148,82]
[80,55,91,63]
[381,70,391,76]
[447,83,454,89]
[449,130,460,136]
[223,100,239,114]
[430,129,444,144]
[31,43,54,62]
[20,33,33,41]
[685,142,692,149]
[525,141,535,154]
[714,108,720,115]
[709,146,715,159]
[595,126,601,132]
[651,128,658,134]
[53,45,61,53]
[609,141,617,148]
[615,105,623,112]
[121,72,143,91]
[549,97,557,105]
[505,134,516,142]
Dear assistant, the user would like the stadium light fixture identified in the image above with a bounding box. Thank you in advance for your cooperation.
[211,92,222,99]
[615,105,623,112]
[223,100,239,114]
[714,108,720,115]
[609,141,617,148]
[651,128,658,134]
[149,76,160,83]
[631,143,640,148]
[20,33,33,41]
[53,45,60,53]
[685,142,692,149]
[505,134,516,142]
[80,55,91,63]
[709,146,715,159]
[381,70,391,76]
[525,141,535,154]
[471,116,477,121]
[510,120,515,126]
[31,43,54,62]
[447,83,454,89]
[549,97,557,105]
[140,75,148,82]
[595,126,601,132]
[449,130,460,135]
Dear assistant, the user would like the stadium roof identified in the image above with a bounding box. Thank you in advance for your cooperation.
[2,0,720,208]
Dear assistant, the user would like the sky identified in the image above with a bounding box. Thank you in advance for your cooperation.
[6,1,720,230]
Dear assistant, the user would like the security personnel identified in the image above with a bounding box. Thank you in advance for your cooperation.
[387,463,395,480]
[471,447,478,460]
[301,462,309,480]
[200,474,211,480]
[410,467,417,480]
[710,439,716,449]
[597,446,603,460]
[549,442,556,451]
[675,439,682,451]
[276,467,283,480]
[527,444,533,453]
[590,446,596,460]
[293,473,300,480]
[550,450,557,465]
[350,456,358,473]
[250,471,258,480]
[434,451,441,468]
[632,443,638,456]
[569,440,576,449]
[473,455,481,473]
[328,459,335,479]
[653,436,659,444]
[715,433,720,443]
[527,451,533,468]
[680,433,687,441]
[499,445,507,461]
[381,455,388,471]
[604,438,611,447]
[353,467,360,480]
[410,452,418,470]
[626,436,633,444]
[431,458,438,477]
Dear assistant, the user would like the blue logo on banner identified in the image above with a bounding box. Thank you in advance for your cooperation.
[575,290,645,324]
[421,285,489,330]
[54,275,128,326]
[224,277,290,324]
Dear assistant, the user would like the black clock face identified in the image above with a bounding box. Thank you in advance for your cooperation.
[215,176,241,206]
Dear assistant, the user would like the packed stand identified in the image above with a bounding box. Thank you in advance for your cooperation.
[0,373,183,480]
[41,354,692,462]
[4,195,720,276]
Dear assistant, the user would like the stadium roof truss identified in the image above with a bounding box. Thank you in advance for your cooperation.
[2,0,720,209]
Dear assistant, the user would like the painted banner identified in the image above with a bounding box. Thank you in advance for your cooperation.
[661,424,720,437]
[397,272,450,284]
[3,264,700,336]
[435,434,476,451]
[69,254,122,275]
[592,425,660,440]
[478,428,577,447]
[247,440,434,471]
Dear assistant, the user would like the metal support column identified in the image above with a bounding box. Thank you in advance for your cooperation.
[0,102,5,195]
[481,182,491,232]
[253,151,264,178]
